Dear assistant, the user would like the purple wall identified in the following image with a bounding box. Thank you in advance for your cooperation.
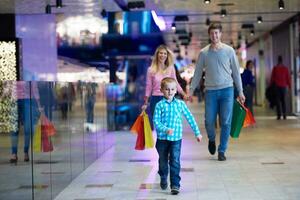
[15,14,57,81]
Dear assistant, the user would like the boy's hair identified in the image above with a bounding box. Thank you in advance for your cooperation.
[208,22,222,33]
[161,77,176,89]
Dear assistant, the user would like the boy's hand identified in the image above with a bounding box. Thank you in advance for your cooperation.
[166,129,173,135]
[196,135,202,142]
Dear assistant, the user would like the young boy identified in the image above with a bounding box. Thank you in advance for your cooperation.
[153,77,202,195]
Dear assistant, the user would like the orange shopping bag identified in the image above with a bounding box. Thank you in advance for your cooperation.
[243,107,256,127]
[130,113,145,150]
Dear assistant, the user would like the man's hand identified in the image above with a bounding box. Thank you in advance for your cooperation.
[237,93,246,104]
[196,135,202,142]
[166,129,173,135]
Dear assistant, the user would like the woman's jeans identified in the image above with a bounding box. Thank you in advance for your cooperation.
[156,139,182,188]
[149,96,163,128]
[205,87,234,153]
[11,99,39,155]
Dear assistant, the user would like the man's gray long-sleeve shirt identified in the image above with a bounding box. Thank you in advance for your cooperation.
[190,43,243,95]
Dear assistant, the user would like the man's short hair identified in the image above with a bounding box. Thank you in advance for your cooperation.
[208,22,222,33]
[161,77,176,89]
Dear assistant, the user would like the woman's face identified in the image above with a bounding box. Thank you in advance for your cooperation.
[157,49,168,64]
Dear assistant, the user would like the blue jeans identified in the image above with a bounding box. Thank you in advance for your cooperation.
[85,99,95,123]
[11,99,39,154]
[149,96,163,128]
[205,87,234,153]
[155,139,182,188]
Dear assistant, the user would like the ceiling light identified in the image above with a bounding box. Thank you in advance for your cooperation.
[46,4,51,14]
[206,18,210,26]
[101,9,107,18]
[171,23,176,31]
[56,0,62,8]
[257,16,262,24]
[204,0,211,4]
[221,9,227,17]
[278,0,284,9]
[250,29,255,36]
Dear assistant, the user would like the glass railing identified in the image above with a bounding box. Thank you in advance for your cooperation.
[0,81,115,200]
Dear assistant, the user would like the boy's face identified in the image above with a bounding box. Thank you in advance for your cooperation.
[161,81,177,101]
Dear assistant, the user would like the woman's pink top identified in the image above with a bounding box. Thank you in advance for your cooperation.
[145,66,184,97]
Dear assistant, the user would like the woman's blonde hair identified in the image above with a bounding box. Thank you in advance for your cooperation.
[149,45,174,74]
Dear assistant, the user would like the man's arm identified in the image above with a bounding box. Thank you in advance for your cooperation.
[230,49,245,102]
[190,52,204,96]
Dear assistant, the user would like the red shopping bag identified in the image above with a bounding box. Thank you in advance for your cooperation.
[243,107,256,127]
[41,114,56,136]
[41,131,54,152]
[130,113,145,150]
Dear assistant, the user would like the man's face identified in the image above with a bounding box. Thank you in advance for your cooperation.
[161,82,177,101]
[209,28,222,44]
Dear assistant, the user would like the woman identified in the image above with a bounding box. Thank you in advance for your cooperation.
[142,45,189,120]
[241,60,255,115]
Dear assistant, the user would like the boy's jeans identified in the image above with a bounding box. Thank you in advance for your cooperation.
[204,87,234,153]
[156,139,182,188]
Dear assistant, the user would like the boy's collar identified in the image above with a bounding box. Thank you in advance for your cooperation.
[162,97,178,103]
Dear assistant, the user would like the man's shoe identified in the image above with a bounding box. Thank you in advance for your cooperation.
[171,186,180,195]
[218,152,226,161]
[160,180,167,190]
[208,140,216,155]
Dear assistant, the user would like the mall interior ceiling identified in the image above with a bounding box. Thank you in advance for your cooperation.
[0,0,299,51]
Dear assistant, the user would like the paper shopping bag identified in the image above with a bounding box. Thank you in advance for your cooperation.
[130,114,143,135]
[230,100,246,138]
[41,114,56,136]
[131,113,145,150]
[143,113,154,148]
[243,107,256,127]
[33,119,42,152]
[41,131,54,152]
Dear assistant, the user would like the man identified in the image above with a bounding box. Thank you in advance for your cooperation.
[190,23,245,161]
[270,55,291,120]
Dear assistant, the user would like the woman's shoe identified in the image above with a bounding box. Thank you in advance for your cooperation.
[9,155,18,164]
[24,154,30,162]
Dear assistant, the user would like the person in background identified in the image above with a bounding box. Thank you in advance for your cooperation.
[190,22,245,161]
[10,82,41,164]
[241,60,255,115]
[270,55,291,120]
[141,45,189,124]
[85,82,97,126]
[153,77,202,195]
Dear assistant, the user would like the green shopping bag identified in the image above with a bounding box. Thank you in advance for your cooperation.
[230,100,246,138]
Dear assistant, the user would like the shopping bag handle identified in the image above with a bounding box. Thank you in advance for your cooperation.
[236,99,247,111]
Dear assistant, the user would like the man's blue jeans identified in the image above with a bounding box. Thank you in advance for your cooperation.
[204,87,234,153]
[155,139,182,188]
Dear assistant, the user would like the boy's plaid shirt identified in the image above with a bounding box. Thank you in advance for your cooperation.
[153,97,201,141]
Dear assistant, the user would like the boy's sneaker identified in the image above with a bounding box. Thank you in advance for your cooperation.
[208,140,216,155]
[160,180,168,190]
[171,186,180,195]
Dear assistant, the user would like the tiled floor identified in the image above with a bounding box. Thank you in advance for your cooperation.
[54,103,300,200]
